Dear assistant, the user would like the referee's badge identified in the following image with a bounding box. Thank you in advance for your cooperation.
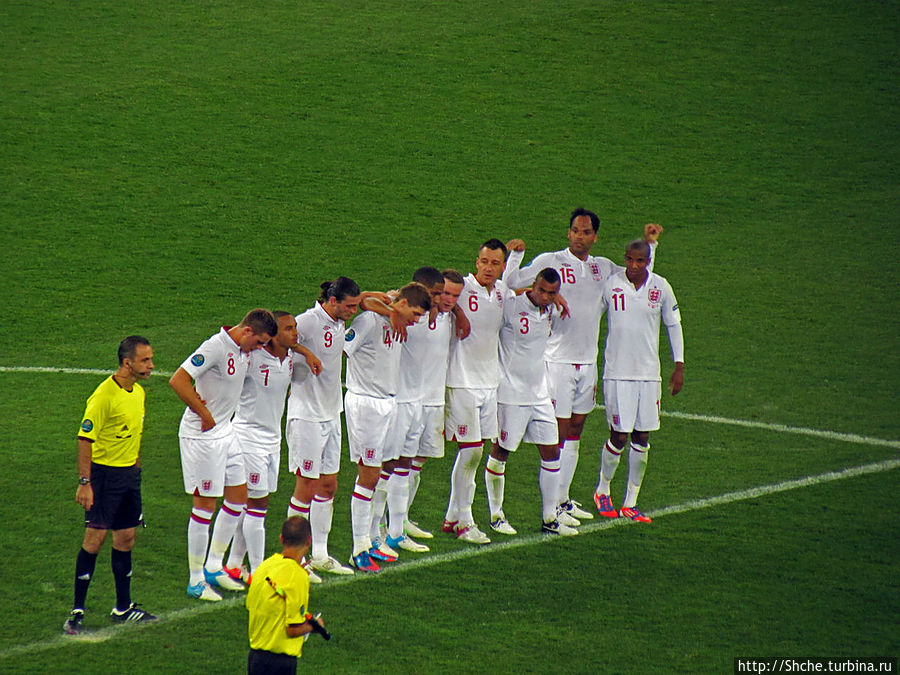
[81,419,93,432]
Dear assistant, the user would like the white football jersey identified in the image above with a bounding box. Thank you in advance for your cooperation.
[344,310,402,398]
[497,292,553,405]
[446,274,512,389]
[503,243,656,364]
[178,328,249,439]
[232,347,293,446]
[287,303,345,422]
[601,270,681,381]
[398,309,452,405]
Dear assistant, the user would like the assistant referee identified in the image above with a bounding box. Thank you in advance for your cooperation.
[246,516,324,675]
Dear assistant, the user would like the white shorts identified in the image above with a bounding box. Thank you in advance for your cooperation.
[444,387,498,444]
[498,401,559,451]
[345,391,396,468]
[416,404,445,458]
[286,417,342,479]
[179,433,245,496]
[603,380,661,433]
[547,361,598,418]
[385,401,423,462]
[233,427,280,497]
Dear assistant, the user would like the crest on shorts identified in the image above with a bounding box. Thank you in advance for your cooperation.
[612,415,619,426]
[365,448,375,460]
[458,424,467,436]
[648,288,661,303]
[302,460,313,473]
[190,353,205,367]
[249,473,260,485]
[81,419,93,432]
[202,480,212,492]
[500,430,507,442]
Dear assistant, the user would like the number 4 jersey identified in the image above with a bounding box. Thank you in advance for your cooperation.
[601,270,681,382]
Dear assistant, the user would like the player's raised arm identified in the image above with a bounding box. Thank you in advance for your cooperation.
[289,343,323,376]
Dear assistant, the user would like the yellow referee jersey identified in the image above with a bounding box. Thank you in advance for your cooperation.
[78,376,145,467]
[246,553,310,658]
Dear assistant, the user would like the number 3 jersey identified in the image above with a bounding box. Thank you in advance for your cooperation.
[601,270,681,382]
[287,303,345,422]
[178,327,250,439]
[497,292,554,405]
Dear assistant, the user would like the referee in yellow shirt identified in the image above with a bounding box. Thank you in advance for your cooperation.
[246,516,325,674]
[64,336,157,635]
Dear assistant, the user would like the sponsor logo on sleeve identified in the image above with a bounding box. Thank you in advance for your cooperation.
[190,353,205,367]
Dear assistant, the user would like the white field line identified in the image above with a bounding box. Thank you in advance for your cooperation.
[3,457,898,659]
[2,365,898,449]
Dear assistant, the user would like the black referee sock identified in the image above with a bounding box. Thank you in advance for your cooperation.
[73,548,98,611]
[111,548,132,612]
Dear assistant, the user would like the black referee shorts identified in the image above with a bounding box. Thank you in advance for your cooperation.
[84,463,142,531]
[248,648,297,675]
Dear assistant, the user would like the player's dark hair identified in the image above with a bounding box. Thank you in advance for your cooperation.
[240,309,278,337]
[281,516,311,547]
[118,336,151,365]
[626,239,652,259]
[397,282,432,312]
[442,269,464,285]
[480,238,508,259]
[536,267,561,285]
[319,276,361,303]
[412,266,444,288]
[570,207,600,233]
[272,310,292,320]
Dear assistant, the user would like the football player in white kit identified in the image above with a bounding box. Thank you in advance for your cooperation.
[169,309,278,601]
[593,240,684,523]
[484,268,579,537]
[443,239,514,545]
[402,269,466,540]
[502,209,662,520]
[343,283,431,572]
[223,312,320,583]
[284,278,362,579]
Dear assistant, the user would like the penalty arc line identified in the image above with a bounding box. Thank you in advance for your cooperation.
[1,366,898,449]
[4,457,898,659]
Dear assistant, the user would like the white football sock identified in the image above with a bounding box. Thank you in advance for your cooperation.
[484,456,506,519]
[187,508,213,585]
[387,468,410,539]
[350,482,374,556]
[454,444,483,526]
[539,459,561,523]
[310,496,334,561]
[408,459,425,512]
[287,496,309,519]
[596,440,623,496]
[243,506,267,573]
[557,438,580,505]
[370,472,389,541]
[205,500,244,572]
[225,509,247,570]
[622,443,649,509]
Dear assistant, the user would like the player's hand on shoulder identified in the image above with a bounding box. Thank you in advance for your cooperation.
[644,223,663,243]
[554,293,571,319]
[506,238,525,252]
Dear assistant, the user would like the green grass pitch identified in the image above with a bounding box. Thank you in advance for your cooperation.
[0,1,897,673]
